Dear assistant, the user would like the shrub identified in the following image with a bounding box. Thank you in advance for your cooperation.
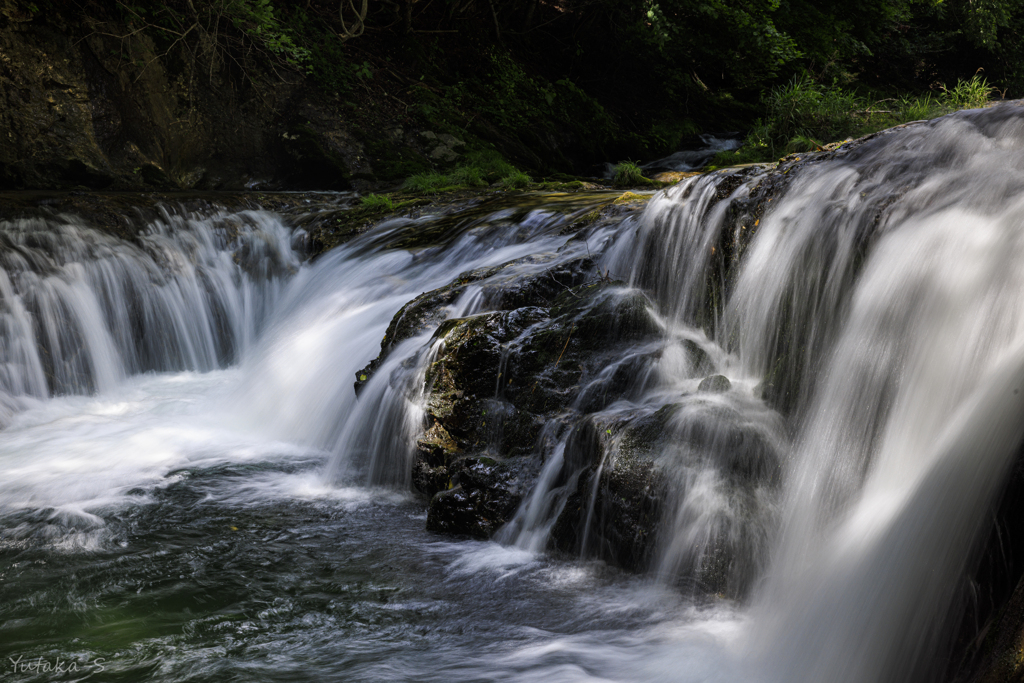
[895,93,939,122]
[613,161,647,186]
[360,193,394,211]
[500,170,531,189]
[401,150,527,192]
[763,76,861,149]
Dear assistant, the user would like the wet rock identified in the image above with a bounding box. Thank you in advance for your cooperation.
[698,374,731,393]
[354,254,596,394]
[551,414,665,571]
[393,260,665,538]
[426,455,539,539]
[550,395,782,596]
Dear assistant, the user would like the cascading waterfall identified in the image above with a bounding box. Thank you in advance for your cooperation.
[483,104,1024,679]
[612,105,1024,680]
[4,105,1024,683]
[0,207,298,427]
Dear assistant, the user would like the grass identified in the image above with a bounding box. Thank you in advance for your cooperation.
[360,193,395,211]
[709,75,995,169]
[612,161,648,186]
[942,74,996,110]
[402,150,527,193]
[403,172,456,192]
[500,170,531,189]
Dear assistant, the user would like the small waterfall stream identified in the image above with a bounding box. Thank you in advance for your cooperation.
[2,105,1024,682]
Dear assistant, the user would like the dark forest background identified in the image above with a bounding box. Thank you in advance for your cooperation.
[6,0,1024,187]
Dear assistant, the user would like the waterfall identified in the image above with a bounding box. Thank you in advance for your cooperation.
[608,105,1024,680]
[481,104,1024,678]
[4,105,1024,683]
[0,206,299,427]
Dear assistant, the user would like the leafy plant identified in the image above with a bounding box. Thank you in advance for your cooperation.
[230,0,311,71]
[360,193,394,211]
[895,93,939,122]
[613,161,647,186]
[403,172,455,192]
[764,76,861,148]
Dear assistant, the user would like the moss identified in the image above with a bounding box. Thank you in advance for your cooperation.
[306,196,432,255]
[613,191,649,205]
[360,193,394,210]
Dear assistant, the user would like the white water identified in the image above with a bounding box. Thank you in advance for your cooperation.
[3,105,1024,682]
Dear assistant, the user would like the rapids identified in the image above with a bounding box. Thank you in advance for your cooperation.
[4,104,1024,682]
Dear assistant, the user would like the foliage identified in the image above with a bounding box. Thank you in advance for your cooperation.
[403,172,455,193]
[710,78,988,169]
[761,76,861,148]
[613,161,648,187]
[98,0,1024,180]
[114,0,312,77]
[360,193,394,211]
[401,150,530,193]
[894,93,940,122]
[640,0,802,88]
[450,166,487,187]
[499,171,532,189]
[942,75,996,109]
[462,150,516,183]
[226,0,310,71]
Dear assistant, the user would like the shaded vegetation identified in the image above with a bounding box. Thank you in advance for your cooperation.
[612,162,649,187]
[2,0,1021,188]
[710,74,1000,166]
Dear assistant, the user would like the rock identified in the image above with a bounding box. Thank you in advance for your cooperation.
[426,455,539,538]
[698,374,731,393]
[653,171,702,183]
[551,414,664,571]
[354,254,596,394]
[390,257,665,538]
[550,396,782,596]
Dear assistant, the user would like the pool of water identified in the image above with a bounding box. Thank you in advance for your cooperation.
[0,373,742,683]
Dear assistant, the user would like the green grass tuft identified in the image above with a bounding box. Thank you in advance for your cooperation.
[942,75,995,110]
[612,161,647,186]
[401,150,527,193]
[450,165,487,187]
[499,170,532,189]
[710,76,994,170]
[463,150,517,182]
[403,172,455,192]
[360,193,395,211]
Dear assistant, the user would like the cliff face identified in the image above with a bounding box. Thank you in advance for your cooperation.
[0,2,437,191]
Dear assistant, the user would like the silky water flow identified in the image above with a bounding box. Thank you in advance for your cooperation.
[3,105,1024,682]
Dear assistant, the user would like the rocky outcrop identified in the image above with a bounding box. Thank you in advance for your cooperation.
[415,270,665,539]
